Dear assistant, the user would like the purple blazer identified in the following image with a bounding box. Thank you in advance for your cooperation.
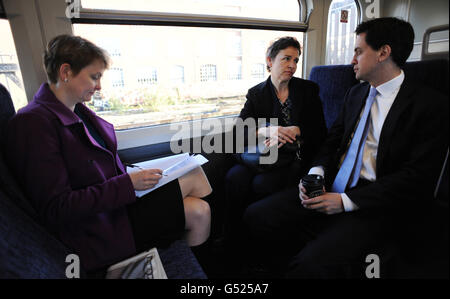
[5,83,137,271]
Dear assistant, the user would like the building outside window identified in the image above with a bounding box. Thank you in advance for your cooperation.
[200,64,217,82]
[110,68,125,88]
[227,31,242,56]
[137,67,158,86]
[171,65,184,85]
[251,63,266,79]
[227,59,242,81]
[98,38,122,57]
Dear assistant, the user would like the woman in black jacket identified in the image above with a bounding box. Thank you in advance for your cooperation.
[224,37,327,247]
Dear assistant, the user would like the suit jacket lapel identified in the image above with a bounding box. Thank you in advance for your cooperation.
[76,103,117,154]
[376,76,415,174]
[261,77,276,123]
[341,84,370,153]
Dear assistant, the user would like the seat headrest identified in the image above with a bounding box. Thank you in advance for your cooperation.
[404,59,449,96]
[309,64,359,128]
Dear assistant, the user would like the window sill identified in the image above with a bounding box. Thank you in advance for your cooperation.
[116,115,237,150]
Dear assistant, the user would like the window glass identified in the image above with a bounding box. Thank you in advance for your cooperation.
[325,0,358,65]
[137,67,158,86]
[200,64,217,82]
[110,68,125,88]
[427,30,449,53]
[251,63,265,79]
[81,0,301,22]
[73,24,303,130]
[227,59,242,81]
[0,19,27,110]
[171,65,184,85]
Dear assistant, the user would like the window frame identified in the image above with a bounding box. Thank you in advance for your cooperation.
[73,2,311,31]
[0,17,27,111]
[69,1,312,149]
[0,1,6,19]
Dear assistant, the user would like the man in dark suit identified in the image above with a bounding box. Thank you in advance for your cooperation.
[243,17,448,278]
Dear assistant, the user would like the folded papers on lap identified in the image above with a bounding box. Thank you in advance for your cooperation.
[127,153,208,198]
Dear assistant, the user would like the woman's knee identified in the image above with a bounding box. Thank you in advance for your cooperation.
[184,197,211,227]
[179,167,212,198]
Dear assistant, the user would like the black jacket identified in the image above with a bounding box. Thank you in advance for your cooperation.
[237,76,327,173]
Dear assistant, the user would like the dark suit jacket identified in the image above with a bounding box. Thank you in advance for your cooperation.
[5,83,137,271]
[238,76,327,173]
[314,76,449,213]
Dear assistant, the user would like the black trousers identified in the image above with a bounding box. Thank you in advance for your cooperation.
[224,163,292,241]
[243,186,399,278]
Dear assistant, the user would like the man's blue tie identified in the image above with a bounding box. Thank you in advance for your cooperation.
[331,87,378,193]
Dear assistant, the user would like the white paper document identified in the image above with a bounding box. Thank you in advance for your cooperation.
[126,153,208,198]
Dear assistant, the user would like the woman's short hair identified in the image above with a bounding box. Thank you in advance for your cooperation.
[266,36,301,71]
[44,34,109,84]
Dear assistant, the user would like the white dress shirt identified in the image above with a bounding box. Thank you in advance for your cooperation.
[307,71,405,211]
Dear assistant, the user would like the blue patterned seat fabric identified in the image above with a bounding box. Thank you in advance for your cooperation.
[309,59,449,129]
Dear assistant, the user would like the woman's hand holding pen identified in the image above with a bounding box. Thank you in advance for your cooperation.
[129,168,164,191]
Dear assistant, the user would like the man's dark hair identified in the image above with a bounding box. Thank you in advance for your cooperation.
[266,36,301,71]
[355,17,414,67]
[44,34,109,84]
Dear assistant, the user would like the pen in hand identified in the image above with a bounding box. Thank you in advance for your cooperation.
[124,163,144,170]
[125,163,168,176]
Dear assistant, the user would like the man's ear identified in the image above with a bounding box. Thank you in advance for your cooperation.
[378,45,392,63]
[266,56,273,69]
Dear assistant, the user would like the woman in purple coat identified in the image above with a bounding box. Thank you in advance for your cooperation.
[4,35,212,273]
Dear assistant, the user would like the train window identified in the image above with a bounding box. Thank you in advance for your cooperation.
[200,64,218,82]
[171,65,185,85]
[81,0,301,22]
[251,63,266,79]
[427,30,449,53]
[72,25,303,130]
[0,19,27,110]
[325,0,359,65]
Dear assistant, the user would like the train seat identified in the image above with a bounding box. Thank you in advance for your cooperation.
[0,83,206,279]
[308,64,359,129]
